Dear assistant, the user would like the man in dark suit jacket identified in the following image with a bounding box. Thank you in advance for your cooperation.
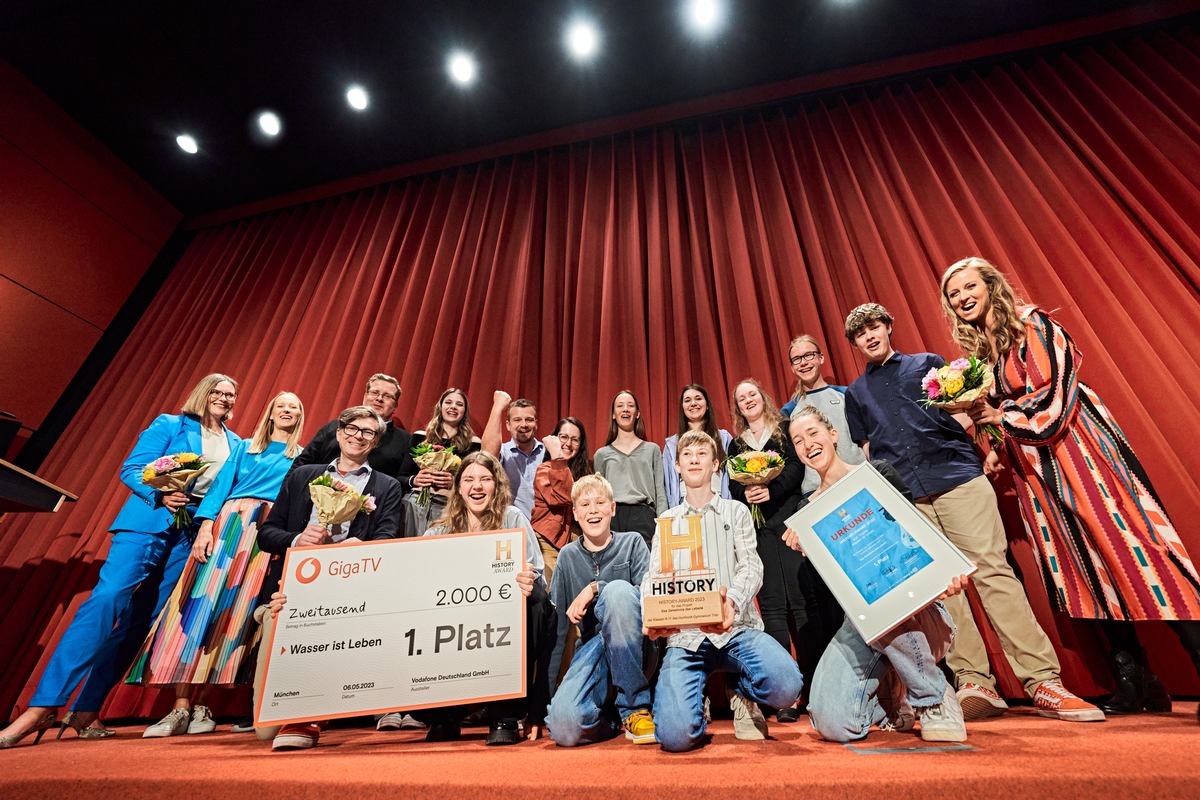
[253,404,403,751]
[289,372,413,483]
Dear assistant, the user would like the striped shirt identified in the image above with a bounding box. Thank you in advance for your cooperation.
[641,495,763,652]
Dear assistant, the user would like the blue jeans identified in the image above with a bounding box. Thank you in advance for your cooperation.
[547,580,650,746]
[31,528,192,710]
[653,629,803,753]
[808,603,955,743]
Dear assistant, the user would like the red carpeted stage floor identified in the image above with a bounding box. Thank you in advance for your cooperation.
[3,704,1196,799]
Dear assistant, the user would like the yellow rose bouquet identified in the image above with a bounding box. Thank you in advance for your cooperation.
[727,450,785,527]
[921,356,1002,444]
[141,452,210,530]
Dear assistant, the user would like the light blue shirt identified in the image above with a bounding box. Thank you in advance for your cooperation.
[662,429,734,507]
[500,439,546,518]
[196,439,296,521]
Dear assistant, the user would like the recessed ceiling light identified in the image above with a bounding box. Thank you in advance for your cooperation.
[258,111,282,137]
[685,0,725,36]
[346,85,369,110]
[176,134,198,154]
[448,51,476,85]
[564,19,600,61]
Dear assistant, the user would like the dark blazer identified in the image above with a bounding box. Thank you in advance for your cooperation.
[289,419,413,484]
[257,463,403,597]
[727,428,806,532]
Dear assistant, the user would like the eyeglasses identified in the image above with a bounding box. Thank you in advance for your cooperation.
[209,390,238,401]
[789,351,822,366]
[557,434,581,445]
[365,389,398,401]
[340,423,379,440]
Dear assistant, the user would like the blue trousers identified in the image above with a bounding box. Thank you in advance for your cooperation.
[808,603,955,743]
[653,629,803,752]
[31,528,192,710]
[546,580,651,746]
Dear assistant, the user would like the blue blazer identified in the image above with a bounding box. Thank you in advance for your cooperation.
[109,413,240,534]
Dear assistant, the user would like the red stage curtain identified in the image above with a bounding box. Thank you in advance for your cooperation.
[4,24,1200,719]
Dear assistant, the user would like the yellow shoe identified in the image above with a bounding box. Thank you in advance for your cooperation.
[624,709,656,744]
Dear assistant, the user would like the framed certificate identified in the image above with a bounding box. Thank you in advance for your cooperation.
[785,463,976,644]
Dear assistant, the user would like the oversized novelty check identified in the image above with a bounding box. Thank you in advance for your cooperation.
[256,530,527,727]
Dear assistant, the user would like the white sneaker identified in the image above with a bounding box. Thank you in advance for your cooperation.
[143,708,190,738]
[730,693,768,741]
[187,705,216,734]
[376,712,405,731]
[916,684,967,743]
[398,714,427,730]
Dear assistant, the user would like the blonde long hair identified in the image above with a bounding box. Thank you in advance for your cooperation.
[423,388,476,453]
[730,378,783,442]
[940,256,1027,359]
[248,391,305,458]
[180,373,238,423]
[432,451,513,533]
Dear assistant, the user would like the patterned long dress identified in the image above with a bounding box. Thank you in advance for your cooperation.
[126,440,295,685]
[994,307,1200,621]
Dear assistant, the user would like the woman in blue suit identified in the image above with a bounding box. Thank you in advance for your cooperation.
[0,373,241,748]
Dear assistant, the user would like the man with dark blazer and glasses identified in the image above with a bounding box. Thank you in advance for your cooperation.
[253,404,403,751]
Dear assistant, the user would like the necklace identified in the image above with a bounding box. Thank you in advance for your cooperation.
[582,535,612,579]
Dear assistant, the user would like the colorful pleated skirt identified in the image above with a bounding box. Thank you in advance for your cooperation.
[126,496,273,685]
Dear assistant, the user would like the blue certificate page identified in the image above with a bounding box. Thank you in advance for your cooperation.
[812,488,933,604]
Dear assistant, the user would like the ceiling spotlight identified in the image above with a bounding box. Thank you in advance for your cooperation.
[685,0,725,36]
[176,134,198,154]
[346,85,369,110]
[564,19,600,61]
[448,51,477,85]
[258,111,282,137]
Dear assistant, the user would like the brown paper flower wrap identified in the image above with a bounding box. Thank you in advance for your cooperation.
[309,474,377,529]
[410,443,462,506]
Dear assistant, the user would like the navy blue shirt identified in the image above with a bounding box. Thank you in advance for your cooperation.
[844,351,982,498]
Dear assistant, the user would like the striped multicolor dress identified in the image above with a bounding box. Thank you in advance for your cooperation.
[126,440,295,685]
[995,307,1200,621]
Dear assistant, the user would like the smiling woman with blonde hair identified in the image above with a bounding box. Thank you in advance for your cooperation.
[942,255,1200,721]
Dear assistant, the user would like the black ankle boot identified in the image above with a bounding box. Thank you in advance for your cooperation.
[1099,650,1147,714]
[1140,652,1172,713]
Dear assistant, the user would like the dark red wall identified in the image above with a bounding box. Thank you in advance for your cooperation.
[0,59,181,458]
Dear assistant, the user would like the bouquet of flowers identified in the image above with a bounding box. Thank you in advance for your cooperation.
[410,442,462,506]
[141,452,210,530]
[727,450,785,527]
[921,356,1003,444]
[309,473,377,529]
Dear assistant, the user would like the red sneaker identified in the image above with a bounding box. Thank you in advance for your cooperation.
[272,722,321,750]
[1033,680,1106,722]
[955,682,1008,720]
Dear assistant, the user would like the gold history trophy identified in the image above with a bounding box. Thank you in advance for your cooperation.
[642,514,724,629]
